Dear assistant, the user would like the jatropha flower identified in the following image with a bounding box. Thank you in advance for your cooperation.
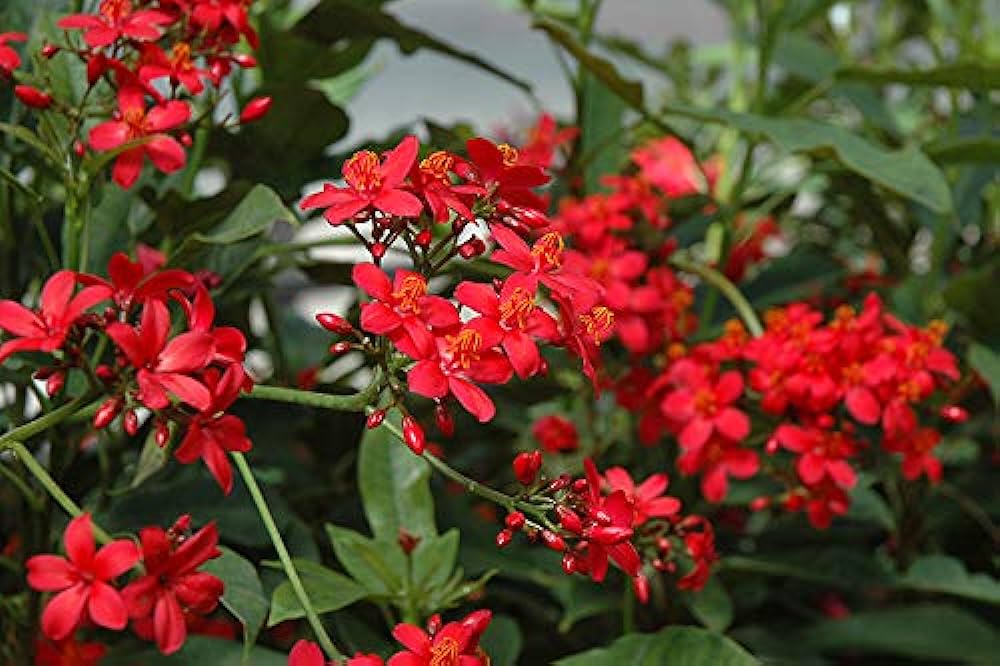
[0,31,27,77]
[26,514,139,641]
[0,270,111,365]
[122,517,224,654]
[58,0,175,48]
[34,636,107,666]
[301,135,423,225]
[531,415,579,453]
[88,87,190,188]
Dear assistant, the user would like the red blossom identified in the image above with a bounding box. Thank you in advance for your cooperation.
[34,636,107,666]
[460,137,549,214]
[661,363,749,450]
[677,436,760,503]
[138,42,210,94]
[531,415,579,453]
[26,514,139,641]
[602,467,681,524]
[58,0,174,48]
[0,32,27,77]
[630,136,704,198]
[78,251,194,311]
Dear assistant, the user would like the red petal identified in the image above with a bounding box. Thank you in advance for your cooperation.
[26,555,76,591]
[93,539,139,581]
[157,373,212,411]
[845,387,880,425]
[380,135,419,185]
[714,371,744,404]
[88,580,128,630]
[64,514,96,570]
[88,120,130,151]
[40,270,77,320]
[392,623,431,657]
[448,377,495,422]
[156,331,213,373]
[714,407,749,441]
[112,148,145,189]
[454,281,499,317]
[289,640,326,666]
[0,300,44,337]
[360,302,401,335]
[41,584,88,640]
[407,360,448,398]
[352,263,393,300]
[373,189,423,217]
[502,330,541,379]
[153,592,187,654]
[145,101,190,132]
[678,418,712,450]
[145,135,187,174]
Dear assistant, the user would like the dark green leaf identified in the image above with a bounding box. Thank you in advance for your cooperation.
[969,343,1000,406]
[925,136,1000,164]
[104,637,286,666]
[837,63,1000,90]
[268,559,367,626]
[555,626,758,666]
[326,525,406,596]
[358,419,436,542]
[481,614,523,666]
[130,431,167,489]
[798,604,1000,663]
[411,529,459,592]
[578,71,627,193]
[898,555,1000,605]
[662,104,953,213]
[684,576,734,632]
[201,548,268,663]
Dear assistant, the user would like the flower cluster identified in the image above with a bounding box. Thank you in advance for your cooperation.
[0,248,253,493]
[307,135,613,439]
[289,610,492,666]
[7,0,267,188]
[26,513,223,656]
[496,455,717,599]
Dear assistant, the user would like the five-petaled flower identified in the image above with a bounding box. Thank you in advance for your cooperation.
[0,32,27,77]
[58,0,174,48]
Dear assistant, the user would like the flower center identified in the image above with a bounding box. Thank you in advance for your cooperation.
[693,388,717,415]
[392,275,426,314]
[101,0,132,21]
[170,42,193,69]
[531,232,564,271]
[497,143,519,167]
[123,107,147,138]
[430,636,460,666]
[343,150,382,194]
[579,306,614,344]
[445,329,483,369]
[420,151,454,183]
[499,287,533,330]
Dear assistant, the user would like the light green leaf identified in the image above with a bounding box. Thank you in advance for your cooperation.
[578,71,627,193]
[481,614,523,666]
[267,559,367,626]
[412,529,460,592]
[359,418,436,542]
[555,626,758,666]
[326,525,406,596]
[201,548,268,663]
[130,430,167,489]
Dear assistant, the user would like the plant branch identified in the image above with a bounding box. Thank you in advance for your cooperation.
[244,375,383,412]
[669,256,764,337]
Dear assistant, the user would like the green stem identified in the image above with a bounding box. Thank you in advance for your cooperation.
[0,440,113,543]
[244,377,382,413]
[669,256,764,337]
[232,452,344,660]
[0,459,42,510]
[0,393,95,448]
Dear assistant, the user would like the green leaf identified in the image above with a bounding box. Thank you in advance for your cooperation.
[201,548,268,663]
[847,484,895,530]
[298,0,532,94]
[534,20,644,108]
[358,418,437,542]
[898,555,1000,606]
[555,626,758,666]
[684,576,734,633]
[268,559,367,626]
[577,71,627,193]
[480,614,523,666]
[661,104,953,213]
[130,431,167,489]
[925,136,1000,164]
[104,636,287,666]
[969,343,1000,406]
[837,63,1000,90]
[798,604,1000,663]
[0,122,60,166]
[326,525,406,596]
[943,260,1000,340]
[411,529,460,593]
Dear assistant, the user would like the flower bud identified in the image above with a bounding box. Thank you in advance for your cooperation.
[749,496,771,512]
[461,609,492,643]
[370,242,386,260]
[397,529,420,555]
[95,364,115,383]
[764,437,780,455]
[366,409,386,429]
[512,451,542,485]
[632,574,650,604]
[458,238,486,259]
[86,53,107,85]
[316,312,354,335]
[434,403,454,437]
[540,530,566,552]
[504,511,525,531]
[239,96,272,124]
[939,404,969,423]
[15,85,52,109]
[93,397,122,429]
[73,140,86,157]
[232,53,257,68]
[401,416,426,455]
[155,421,171,447]
[415,229,432,247]
[585,525,633,545]
[40,44,59,59]
[45,371,66,397]
[561,552,577,575]
[123,409,139,436]
[495,529,513,548]
[179,132,193,148]
[329,341,353,354]
[555,505,582,534]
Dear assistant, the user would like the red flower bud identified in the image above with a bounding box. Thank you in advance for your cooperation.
[15,85,52,109]
[540,530,566,552]
[749,496,771,512]
[179,132,193,148]
[40,44,60,59]
[765,437,780,455]
[86,53,107,85]
[397,529,420,555]
[570,478,588,494]
[95,364,115,383]
[632,574,650,604]
[402,416,425,455]
[316,312,354,335]
[415,229,432,247]
[366,409,386,429]
[73,140,86,157]
[656,537,672,553]
[556,505,582,534]
[495,529,513,548]
[209,59,227,81]
[458,238,485,259]
[45,371,66,397]
[123,409,139,436]
[232,53,257,68]
[434,403,454,438]
[504,511,525,531]
[512,451,542,485]
[585,525,633,545]
[939,404,969,423]
[461,609,492,642]
[93,397,122,429]
[155,421,171,447]
[329,341,353,354]
[370,242,387,260]
[240,96,272,124]
[561,552,577,575]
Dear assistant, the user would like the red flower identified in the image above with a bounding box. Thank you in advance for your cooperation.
[88,87,190,189]
[301,136,422,225]
[554,297,615,391]
[34,636,107,666]
[576,460,642,584]
[138,42,209,94]
[631,136,704,198]
[885,427,943,483]
[189,0,259,48]
[661,364,749,449]
[774,423,857,489]
[455,274,558,379]
[676,518,717,591]
[352,263,459,359]
[174,366,253,493]
[602,467,681,524]
[516,113,578,169]
[106,299,214,411]
[461,137,549,213]
[58,0,174,48]
[407,319,513,423]
[26,514,139,641]
[0,32,27,77]
[123,519,223,654]
[289,640,328,666]
[79,251,194,311]
[677,436,759,503]
[531,415,579,453]
[0,270,110,365]
[410,150,482,223]
[388,610,491,666]
[490,225,598,306]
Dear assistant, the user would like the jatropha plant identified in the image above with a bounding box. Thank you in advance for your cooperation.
[0,1,994,665]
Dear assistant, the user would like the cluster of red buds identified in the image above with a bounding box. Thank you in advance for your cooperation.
[27,513,223,656]
[0,247,253,494]
[5,0,268,188]
[496,453,718,600]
